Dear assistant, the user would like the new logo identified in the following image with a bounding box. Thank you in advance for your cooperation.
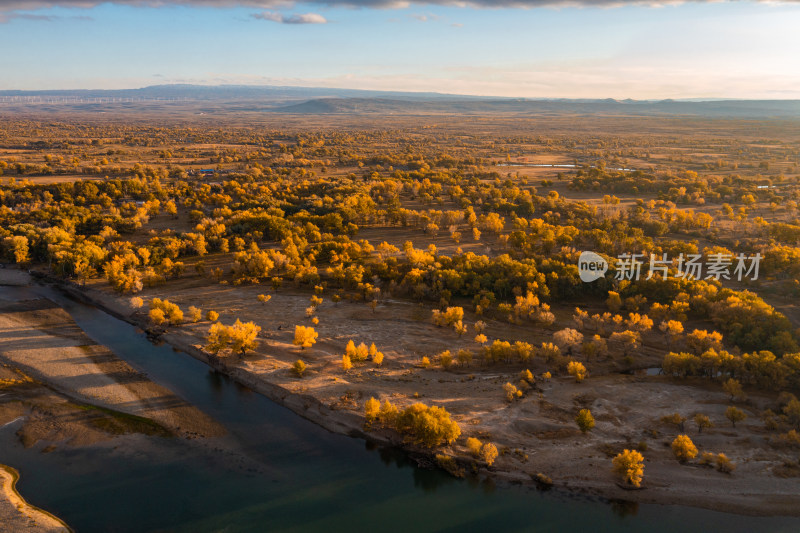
[578,251,608,283]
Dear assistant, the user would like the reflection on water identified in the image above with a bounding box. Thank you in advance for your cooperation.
[1,284,799,532]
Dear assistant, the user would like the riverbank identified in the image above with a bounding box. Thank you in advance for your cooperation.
[22,269,800,517]
[0,287,225,442]
[0,464,72,532]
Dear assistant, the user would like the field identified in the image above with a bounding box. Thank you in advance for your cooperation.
[2,106,800,515]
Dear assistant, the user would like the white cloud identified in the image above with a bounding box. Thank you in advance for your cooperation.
[251,10,327,23]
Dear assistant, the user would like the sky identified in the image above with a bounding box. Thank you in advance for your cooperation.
[1,1,800,99]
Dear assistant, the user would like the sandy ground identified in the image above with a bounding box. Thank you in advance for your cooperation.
[50,272,796,517]
[7,266,800,516]
[0,465,71,533]
[0,297,225,441]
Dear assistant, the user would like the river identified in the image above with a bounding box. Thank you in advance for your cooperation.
[0,284,798,532]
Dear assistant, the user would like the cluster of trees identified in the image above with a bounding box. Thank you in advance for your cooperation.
[364,398,461,448]
[206,319,261,357]
[663,349,800,390]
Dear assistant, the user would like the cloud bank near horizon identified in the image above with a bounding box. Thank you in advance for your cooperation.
[0,0,795,13]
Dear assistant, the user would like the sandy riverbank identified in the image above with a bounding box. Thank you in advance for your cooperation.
[33,269,798,518]
[0,464,71,533]
[0,293,225,441]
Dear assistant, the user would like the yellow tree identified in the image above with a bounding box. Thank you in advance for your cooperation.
[293,325,318,349]
[480,443,498,467]
[612,449,644,488]
[671,435,698,462]
[229,320,261,357]
[364,397,380,423]
[205,322,231,355]
[567,361,587,383]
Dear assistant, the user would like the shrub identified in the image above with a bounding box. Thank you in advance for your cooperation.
[293,359,307,378]
[576,409,595,433]
[567,361,587,382]
[466,437,482,456]
[188,306,202,323]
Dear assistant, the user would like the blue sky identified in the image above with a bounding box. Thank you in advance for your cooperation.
[1,1,799,98]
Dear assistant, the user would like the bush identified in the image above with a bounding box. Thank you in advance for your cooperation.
[188,306,202,323]
[466,437,482,456]
[575,409,595,433]
[567,361,587,382]
[293,359,307,377]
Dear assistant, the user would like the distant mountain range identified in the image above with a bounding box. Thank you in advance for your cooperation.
[2,84,800,118]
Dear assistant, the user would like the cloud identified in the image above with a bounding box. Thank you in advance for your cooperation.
[251,10,327,23]
[0,11,93,22]
[411,13,442,21]
[1,0,793,14]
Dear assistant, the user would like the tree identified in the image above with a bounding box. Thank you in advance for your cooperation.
[394,403,461,447]
[553,328,584,351]
[130,296,144,309]
[480,443,498,467]
[612,449,644,488]
[503,382,521,402]
[293,325,318,349]
[659,320,684,346]
[439,350,453,369]
[258,294,272,304]
[293,359,307,378]
[3,235,29,264]
[661,413,687,432]
[342,354,353,371]
[188,306,202,323]
[575,409,595,433]
[606,290,622,312]
[725,406,747,427]
[228,320,261,356]
[372,350,384,366]
[204,320,260,357]
[723,378,746,402]
[206,310,219,322]
[365,397,380,423]
[693,414,713,434]
[567,361,587,383]
[149,308,166,325]
[205,322,231,355]
[671,435,698,462]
